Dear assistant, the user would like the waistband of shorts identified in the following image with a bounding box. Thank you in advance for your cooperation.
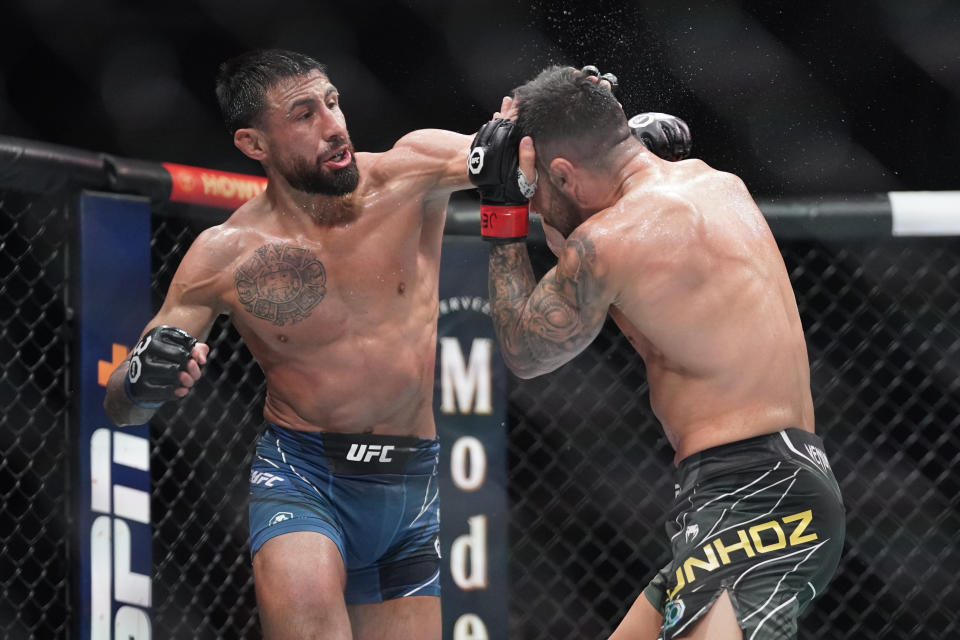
[677,428,831,486]
[264,422,439,475]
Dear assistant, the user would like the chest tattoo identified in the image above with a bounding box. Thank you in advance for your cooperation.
[234,243,326,326]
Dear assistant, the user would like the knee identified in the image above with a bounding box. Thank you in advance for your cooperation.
[255,551,342,597]
[252,535,347,608]
[254,551,350,639]
[251,534,351,639]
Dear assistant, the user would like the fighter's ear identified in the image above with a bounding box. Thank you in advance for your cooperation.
[548,156,576,197]
[234,127,267,162]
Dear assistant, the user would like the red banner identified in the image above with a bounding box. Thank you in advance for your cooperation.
[162,162,267,210]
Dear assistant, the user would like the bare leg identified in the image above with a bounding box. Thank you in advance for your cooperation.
[681,591,742,640]
[349,596,441,640]
[253,531,351,640]
[608,593,664,640]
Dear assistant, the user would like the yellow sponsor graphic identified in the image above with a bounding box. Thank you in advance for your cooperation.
[667,509,817,600]
[199,172,266,201]
[783,510,818,545]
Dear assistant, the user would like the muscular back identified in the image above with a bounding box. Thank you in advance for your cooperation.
[151,129,472,438]
[595,159,814,460]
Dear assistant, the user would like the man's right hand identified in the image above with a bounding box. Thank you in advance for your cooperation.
[125,325,207,408]
[468,118,530,243]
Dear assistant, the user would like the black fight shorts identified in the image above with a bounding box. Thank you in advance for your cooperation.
[644,428,845,639]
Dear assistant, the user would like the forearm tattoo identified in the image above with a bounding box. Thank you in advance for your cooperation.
[489,236,607,376]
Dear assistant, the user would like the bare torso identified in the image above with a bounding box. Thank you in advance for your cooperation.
[154,131,471,438]
[592,158,814,461]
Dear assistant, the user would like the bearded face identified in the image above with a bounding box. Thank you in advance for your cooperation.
[255,71,361,196]
[532,177,582,238]
[278,136,360,196]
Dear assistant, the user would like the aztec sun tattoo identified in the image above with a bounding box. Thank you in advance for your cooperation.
[234,243,326,326]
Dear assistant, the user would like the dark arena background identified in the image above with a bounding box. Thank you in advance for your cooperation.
[1,1,958,639]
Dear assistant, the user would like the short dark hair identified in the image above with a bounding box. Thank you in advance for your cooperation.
[215,49,327,135]
[514,65,630,167]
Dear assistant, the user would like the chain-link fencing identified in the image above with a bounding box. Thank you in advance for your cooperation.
[506,238,960,640]
[0,185,957,639]
[0,189,71,639]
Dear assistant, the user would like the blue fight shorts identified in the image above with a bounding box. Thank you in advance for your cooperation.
[249,423,441,605]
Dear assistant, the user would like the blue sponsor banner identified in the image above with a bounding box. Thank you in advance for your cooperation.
[75,192,153,639]
[435,236,509,640]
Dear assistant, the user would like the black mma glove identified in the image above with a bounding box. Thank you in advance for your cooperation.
[628,112,692,161]
[124,325,198,409]
[579,65,619,92]
[468,118,530,242]
[580,66,690,161]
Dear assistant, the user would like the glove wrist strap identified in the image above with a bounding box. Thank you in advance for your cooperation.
[480,204,529,241]
[124,375,166,410]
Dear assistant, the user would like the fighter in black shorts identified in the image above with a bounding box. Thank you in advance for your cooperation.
[475,65,846,638]
[644,429,844,639]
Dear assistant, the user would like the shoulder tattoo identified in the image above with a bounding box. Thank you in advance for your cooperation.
[556,234,602,307]
[234,243,326,326]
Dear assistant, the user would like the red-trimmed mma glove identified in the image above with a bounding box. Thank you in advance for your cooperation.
[124,325,198,409]
[628,112,692,161]
[468,118,530,243]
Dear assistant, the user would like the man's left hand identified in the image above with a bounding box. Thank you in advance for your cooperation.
[629,112,692,161]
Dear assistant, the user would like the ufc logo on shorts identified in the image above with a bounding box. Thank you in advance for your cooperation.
[251,470,285,487]
[346,443,395,463]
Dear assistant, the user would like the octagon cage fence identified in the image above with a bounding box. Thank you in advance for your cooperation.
[0,135,958,639]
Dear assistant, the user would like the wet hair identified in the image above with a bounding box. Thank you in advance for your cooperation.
[215,49,327,135]
[514,65,630,168]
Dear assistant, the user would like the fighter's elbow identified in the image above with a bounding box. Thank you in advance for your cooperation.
[502,354,548,380]
[103,398,129,427]
[507,364,538,380]
[103,405,123,427]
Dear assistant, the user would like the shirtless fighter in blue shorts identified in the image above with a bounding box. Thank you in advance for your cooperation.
[103,51,689,639]
[474,67,845,639]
